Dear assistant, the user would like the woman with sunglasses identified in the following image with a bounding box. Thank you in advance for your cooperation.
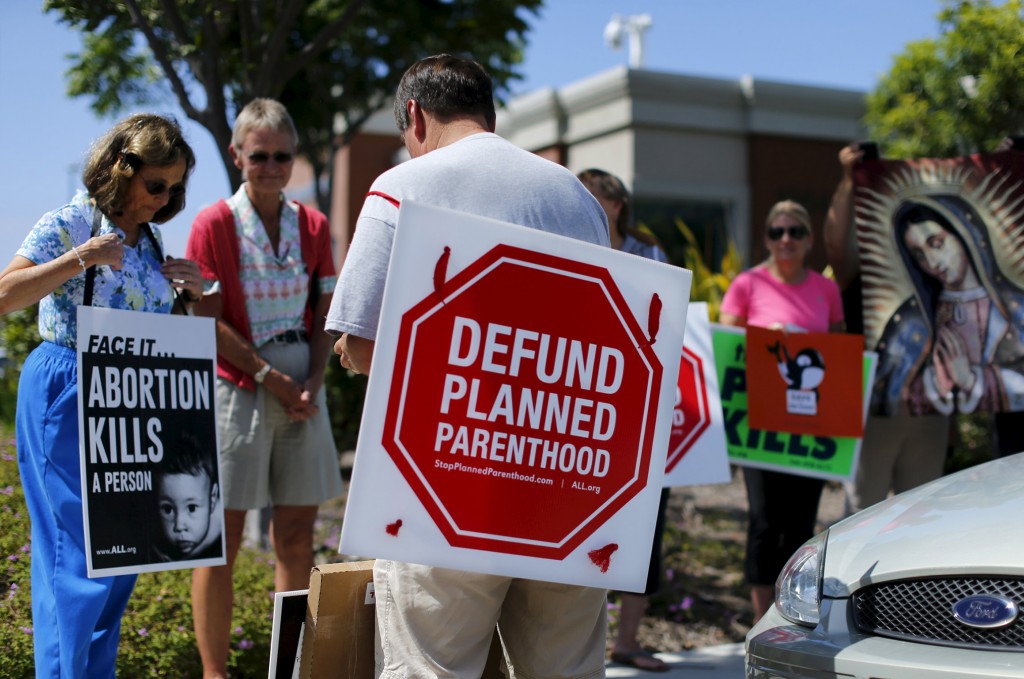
[0,113,199,677]
[186,98,341,679]
[719,199,844,622]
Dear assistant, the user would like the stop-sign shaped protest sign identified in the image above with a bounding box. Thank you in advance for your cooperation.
[338,201,693,590]
[666,346,711,473]
[382,244,662,560]
[660,302,730,489]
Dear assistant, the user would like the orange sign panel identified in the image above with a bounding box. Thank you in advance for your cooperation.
[746,327,865,438]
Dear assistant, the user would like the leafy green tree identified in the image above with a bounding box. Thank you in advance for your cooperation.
[866,0,1024,158]
[45,0,542,212]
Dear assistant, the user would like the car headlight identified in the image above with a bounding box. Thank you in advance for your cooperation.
[775,530,827,626]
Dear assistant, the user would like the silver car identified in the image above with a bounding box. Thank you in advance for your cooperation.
[745,454,1024,678]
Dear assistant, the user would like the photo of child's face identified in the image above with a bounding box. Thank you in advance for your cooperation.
[157,472,215,557]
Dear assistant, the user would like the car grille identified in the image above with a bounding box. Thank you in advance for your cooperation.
[852,577,1024,651]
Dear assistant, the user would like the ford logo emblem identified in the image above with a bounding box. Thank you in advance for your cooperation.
[952,595,1019,629]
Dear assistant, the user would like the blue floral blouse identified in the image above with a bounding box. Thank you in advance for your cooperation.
[17,191,174,347]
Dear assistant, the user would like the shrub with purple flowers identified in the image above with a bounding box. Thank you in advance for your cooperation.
[115,548,276,677]
[0,434,33,676]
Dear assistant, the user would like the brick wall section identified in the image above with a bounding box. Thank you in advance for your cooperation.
[329,132,405,267]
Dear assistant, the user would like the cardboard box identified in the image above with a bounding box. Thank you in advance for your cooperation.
[300,560,377,679]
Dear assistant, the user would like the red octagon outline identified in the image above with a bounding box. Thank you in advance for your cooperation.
[382,243,663,559]
[665,346,711,473]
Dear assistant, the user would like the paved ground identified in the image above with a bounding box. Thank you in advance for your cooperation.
[607,643,745,679]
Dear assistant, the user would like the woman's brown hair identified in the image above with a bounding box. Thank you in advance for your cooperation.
[83,114,196,224]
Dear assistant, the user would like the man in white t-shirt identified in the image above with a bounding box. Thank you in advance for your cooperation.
[326,54,610,679]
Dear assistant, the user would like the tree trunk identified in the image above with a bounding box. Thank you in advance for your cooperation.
[199,111,243,191]
[309,151,336,217]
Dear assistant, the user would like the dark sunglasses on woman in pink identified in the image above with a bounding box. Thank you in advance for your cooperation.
[766,225,808,241]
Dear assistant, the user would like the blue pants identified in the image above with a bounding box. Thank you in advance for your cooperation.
[16,342,137,678]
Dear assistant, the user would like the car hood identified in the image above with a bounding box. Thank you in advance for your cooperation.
[822,453,1024,598]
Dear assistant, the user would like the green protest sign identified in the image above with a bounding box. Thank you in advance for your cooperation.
[712,325,876,482]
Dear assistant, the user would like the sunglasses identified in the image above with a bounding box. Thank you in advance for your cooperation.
[247,151,294,165]
[144,180,185,198]
[766,225,809,241]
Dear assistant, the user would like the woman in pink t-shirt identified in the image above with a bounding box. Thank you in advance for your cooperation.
[720,200,844,623]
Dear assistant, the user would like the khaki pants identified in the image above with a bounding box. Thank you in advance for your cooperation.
[374,560,607,679]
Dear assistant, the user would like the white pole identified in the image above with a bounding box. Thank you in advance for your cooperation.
[604,13,653,69]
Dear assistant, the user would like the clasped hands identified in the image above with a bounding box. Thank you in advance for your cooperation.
[931,326,978,396]
[268,373,321,422]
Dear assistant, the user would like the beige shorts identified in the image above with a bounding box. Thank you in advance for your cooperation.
[216,341,343,509]
[374,560,607,679]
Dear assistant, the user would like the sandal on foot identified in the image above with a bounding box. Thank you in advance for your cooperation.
[610,650,669,672]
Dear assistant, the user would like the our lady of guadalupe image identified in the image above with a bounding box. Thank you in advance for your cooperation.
[855,154,1024,416]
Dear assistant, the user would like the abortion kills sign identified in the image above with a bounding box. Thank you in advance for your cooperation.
[78,307,224,577]
[340,202,692,592]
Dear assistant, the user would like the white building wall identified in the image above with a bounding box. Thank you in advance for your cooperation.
[495,66,865,265]
[565,130,635,187]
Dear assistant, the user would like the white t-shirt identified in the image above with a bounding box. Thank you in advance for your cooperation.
[326,132,610,339]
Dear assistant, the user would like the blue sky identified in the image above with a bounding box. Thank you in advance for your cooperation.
[0,1,945,262]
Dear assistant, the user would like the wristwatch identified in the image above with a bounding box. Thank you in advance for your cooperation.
[254,362,272,384]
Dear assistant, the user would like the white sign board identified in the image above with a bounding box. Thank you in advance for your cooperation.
[340,201,692,592]
[662,303,730,488]
[77,307,224,577]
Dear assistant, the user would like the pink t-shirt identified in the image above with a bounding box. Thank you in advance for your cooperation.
[720,266,843,333]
